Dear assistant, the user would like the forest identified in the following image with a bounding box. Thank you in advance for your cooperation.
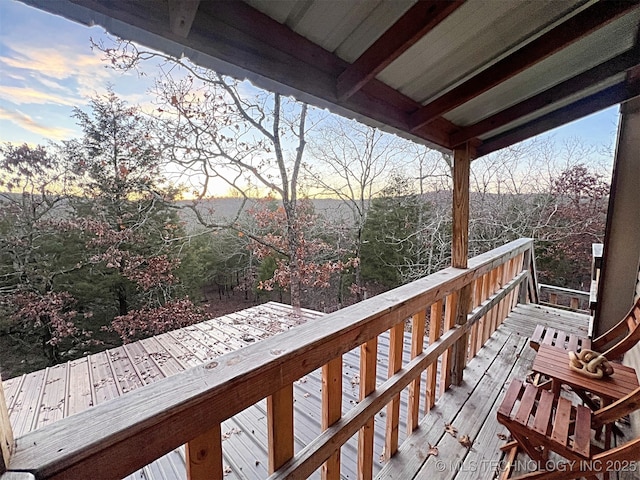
[0,40,610,379]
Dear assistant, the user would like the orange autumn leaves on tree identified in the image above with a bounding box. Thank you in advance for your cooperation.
[247,199,358,294]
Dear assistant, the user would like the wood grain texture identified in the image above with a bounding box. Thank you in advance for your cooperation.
[441,291,458,395]
[407,310,426,432]
[452,282,473,385]
[452,144,471,269]
[357,338,377,480]
[321,357,342,480]
[384,323,404,460]
[0,374,13,474]
[185,423,222,480]
[425,300,443,412]
[267,384,294,473]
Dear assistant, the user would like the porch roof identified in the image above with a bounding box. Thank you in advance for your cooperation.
[19,0,640,156]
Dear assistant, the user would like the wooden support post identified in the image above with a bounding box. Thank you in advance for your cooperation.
[407,310,426,433]
[321,356,343,480]
[452,143,471,269]
[451,144,471,386]
[358,338,377,480]
[186,423,223,480]
[267,383,294,473]
[0,374,13,475]
[425,300,442,412]
[384,322,404,460]
[441,292,458,395]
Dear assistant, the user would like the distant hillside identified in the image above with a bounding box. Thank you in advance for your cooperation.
[176,197,361,231]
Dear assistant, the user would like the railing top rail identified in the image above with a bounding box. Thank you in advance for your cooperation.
[6,238,534,480]
[538,283,590,299]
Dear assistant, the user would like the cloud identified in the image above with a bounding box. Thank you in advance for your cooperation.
[0,85,77,107]
[0,43,107,82]
[0,107,74,140]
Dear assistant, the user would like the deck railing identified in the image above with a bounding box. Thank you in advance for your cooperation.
[539,283,590,312]
[0,238,537,480]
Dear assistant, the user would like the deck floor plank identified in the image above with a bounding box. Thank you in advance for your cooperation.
[35,363,68,429]
[375,329,515,479]
[67,357,94,415]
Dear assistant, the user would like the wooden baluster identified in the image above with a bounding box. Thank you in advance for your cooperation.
[425,300,442,412]
[267,384,294,473]
[407,310,426,433]
[520,247,532,304]
[480,272,492,347]
[490,266,503,333]
[322,356,343,480]
[441,291,458,394]
[570,297,580,311]
[468,278,482,361]
[186,424,223,480]
[549,292,558,306]
[510,254,524,310]
[498,262,511,325]
[384,322,404,460]
[1,374,13,475]
[358,338,377,480]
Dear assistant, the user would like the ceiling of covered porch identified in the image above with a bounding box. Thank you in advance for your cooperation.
[21,0,640,156]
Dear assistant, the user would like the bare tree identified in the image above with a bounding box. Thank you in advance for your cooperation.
[96,39,350,309]
[306,119,408,300]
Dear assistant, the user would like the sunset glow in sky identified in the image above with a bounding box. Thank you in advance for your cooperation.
[0,0,622,155]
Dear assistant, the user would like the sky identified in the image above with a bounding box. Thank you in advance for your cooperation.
[0,1,622,159]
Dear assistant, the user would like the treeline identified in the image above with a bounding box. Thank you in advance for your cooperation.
[0,40,610,377]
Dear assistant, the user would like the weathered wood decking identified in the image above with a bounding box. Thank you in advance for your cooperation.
[2,302,597,479]
[379,303,592,480]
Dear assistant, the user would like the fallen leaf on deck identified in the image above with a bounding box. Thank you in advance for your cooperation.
[428,443,439,456]
[497,433,508,441]
[459,434,472,448]
[444,423,458,437]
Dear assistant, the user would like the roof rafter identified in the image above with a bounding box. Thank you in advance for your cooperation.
[409,0,640,132]
[336,0,465,101]
[198,0,457,147]
[167,0,201,38]
[450,48,640,146]
[476,79,640,157]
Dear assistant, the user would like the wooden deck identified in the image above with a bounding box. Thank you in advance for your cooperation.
[3,302,612,479]
[379,302,596,480]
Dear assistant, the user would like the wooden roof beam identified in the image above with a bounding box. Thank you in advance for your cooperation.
[197,0,456,148]
[450,48,640,146]
[337,0,464,101]
[475,79,640,157]
[410,1,640,132]
[168,0,200,38]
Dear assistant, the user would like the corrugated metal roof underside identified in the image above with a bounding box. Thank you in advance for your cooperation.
[242,0,639,147]
[2,302,429,479]
[446,8,640,133]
